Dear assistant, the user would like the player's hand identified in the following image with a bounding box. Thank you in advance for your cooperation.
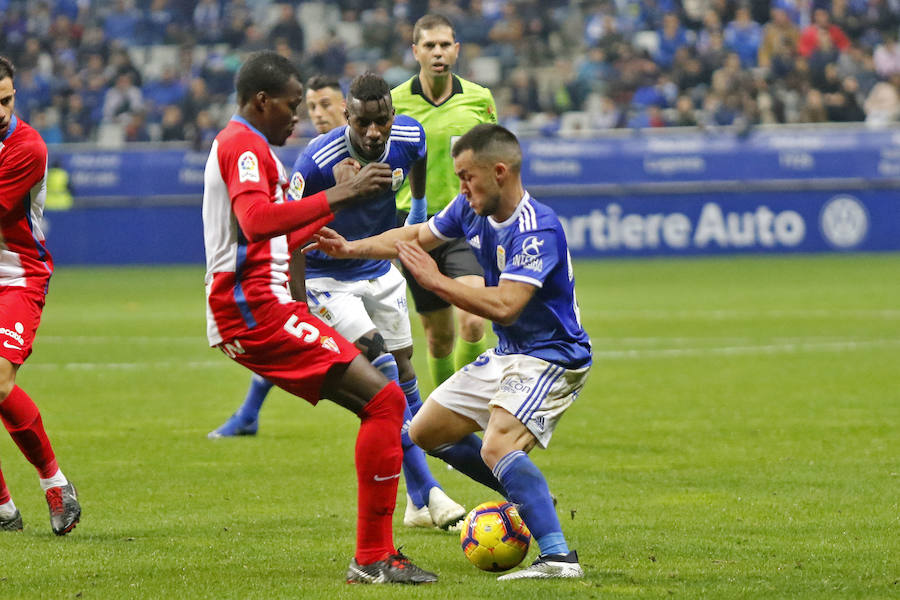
[304,227,354,258]
[332,158,361,184]
[347,162,393,197]
[396,240,442,291]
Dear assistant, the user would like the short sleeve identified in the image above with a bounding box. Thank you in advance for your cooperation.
[288,150,326,201]
[499,228,559,288]
[217,137,271,202]
[428,194,466,241]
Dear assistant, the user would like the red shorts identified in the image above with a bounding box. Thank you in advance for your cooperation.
[216,300,359,404]
[0,287,45,365]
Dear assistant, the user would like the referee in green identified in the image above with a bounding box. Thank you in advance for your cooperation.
[392,13,498,388]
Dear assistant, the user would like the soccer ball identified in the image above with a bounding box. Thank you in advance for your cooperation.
[459,501,531,572]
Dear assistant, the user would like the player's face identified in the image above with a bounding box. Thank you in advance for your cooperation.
[454,149,501,217]
[0,78,15,140]
[413,26,459,78]
[262,76,303,146]
[345,96,394,161]
[306,86,346,134]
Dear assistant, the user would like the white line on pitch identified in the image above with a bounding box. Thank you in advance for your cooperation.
[591,339,900,360]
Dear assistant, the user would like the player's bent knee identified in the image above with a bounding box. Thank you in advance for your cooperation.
[407,418,437,452]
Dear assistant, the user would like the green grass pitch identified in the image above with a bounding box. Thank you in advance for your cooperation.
[0,253,897,599]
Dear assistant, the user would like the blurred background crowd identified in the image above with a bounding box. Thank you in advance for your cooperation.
[4,0,900,147]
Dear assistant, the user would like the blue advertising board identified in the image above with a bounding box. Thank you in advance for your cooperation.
[45,125,900,264]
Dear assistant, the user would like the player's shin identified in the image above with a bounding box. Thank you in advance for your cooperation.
[354,382,404,564]
[492,450,569,557]
[0,387,59,478]
[431,435,508,497]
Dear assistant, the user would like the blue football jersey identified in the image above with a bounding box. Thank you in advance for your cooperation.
[429,192,592,369]
[291,114,426,280]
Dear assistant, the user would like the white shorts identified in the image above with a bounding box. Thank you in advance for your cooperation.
[429,349,590,449]
[305,265,413,351]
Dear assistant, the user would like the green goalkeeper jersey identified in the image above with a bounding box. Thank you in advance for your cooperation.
[391,74,497,214]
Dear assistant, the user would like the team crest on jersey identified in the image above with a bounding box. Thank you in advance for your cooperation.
[496,245,506,270]
[238,151,260,183]
[288,171,305,200]
[320,335,340,353]
[391,167,404,191]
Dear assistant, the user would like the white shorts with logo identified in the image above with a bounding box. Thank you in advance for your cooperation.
[304,264,413,351]
[429,349,590,449]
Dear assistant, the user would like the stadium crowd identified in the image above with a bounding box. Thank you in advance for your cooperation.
[3,0,900,145]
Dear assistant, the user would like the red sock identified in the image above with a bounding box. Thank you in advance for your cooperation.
[0,386,59,479]
[354,381,404,565]
[0,465,9,505]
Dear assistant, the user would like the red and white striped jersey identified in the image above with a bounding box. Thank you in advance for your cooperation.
[203,117,294,346]
[0,116,53,293]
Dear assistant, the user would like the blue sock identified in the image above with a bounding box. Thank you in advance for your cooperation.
[493,450,569,557]
[432,435,507,497]
[399,377,424,416]
[372,355,439,509]
[237,374,273,422]
[371,353,399,382]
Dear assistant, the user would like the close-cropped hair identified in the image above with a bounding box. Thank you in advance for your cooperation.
[452,124,522,171]
[235,51,301,105]
[0,56,15,81]
[413,14,455,44]
[306,75,342,94]
[347,72,390,103]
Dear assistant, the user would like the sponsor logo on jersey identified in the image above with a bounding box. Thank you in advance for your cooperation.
[320,335,340,353]
[468,234,481,249]
[287,171,305,200]
[238,151,260,183]
[511,236,544,272]
[315,306,333,322]
[496,245,506,270]
[391,167,404,191]
[532,416,546,432]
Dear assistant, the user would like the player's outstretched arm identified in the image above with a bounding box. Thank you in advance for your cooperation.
[306,221,441,260]
[396,240,536,326]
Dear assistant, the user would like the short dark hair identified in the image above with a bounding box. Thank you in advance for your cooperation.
[413,14,455,44]
[234,51,301,105]
[0,56,15,82]
[452,124,522,171]
[306,75,342,94]
[347,72,390,103]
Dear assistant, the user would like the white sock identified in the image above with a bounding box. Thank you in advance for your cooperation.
[39,468,68,492]
[0,499,17,519]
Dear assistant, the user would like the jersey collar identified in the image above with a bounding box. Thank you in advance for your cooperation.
[1,115,18,142]
[410,74,464,107]
[342,125,391,165]
[230,115,267,144]
[488,191,531,229]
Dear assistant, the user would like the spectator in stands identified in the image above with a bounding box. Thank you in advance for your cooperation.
[873,30,900,78]
[180,77,211,125]
[159,104,185,141]
[864,72,900,125]
[824,75,866,121]
[123,109,151,142]
[797,8,850,58]
[268,3,305,53]
[102,72,143,124]
[656,12,691,69]
[193,0,223,44]
[673,93,699,125]
[61,92,94,142]
[758,7,799,71]
[724,5,762,67]
[105,48,142,88]
[143,65,186,122]
[103,0,140,44]
[140,0,177,46]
